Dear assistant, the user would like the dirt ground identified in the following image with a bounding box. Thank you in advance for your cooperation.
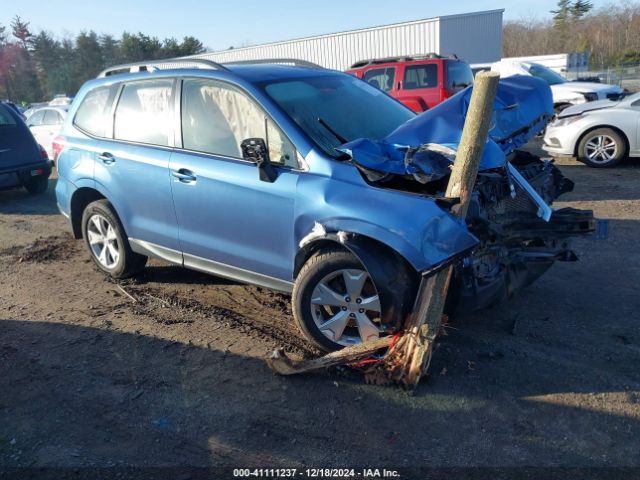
[1,141,639,478]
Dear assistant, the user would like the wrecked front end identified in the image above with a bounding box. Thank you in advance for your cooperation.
[341,76,597,313]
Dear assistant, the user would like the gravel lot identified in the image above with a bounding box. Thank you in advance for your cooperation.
[1,142,639,477]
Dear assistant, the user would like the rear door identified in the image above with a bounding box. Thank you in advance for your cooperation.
[93,78,181,255]
[169,78,299,286]
[396,62,441,111]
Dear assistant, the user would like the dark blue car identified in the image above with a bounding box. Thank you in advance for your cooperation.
[0,102,52,194]
[55,59,594,351]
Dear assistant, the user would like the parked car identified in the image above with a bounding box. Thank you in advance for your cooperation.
[25,106,68,160]
[49,95,74,107]
[55,59,593,351]
[346,54,474,112]
[491,60,624,113]
[0,102,52,194]
[543,92,640,168]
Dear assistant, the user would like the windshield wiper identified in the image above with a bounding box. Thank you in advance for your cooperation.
[318,117,348,144]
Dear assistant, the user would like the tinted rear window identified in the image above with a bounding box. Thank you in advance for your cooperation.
[74,85,118,137]
[0,105,17,126]
[114,79,173,146]
[403,64,438,89]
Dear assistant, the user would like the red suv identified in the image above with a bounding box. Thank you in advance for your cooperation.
[346,54,474,112]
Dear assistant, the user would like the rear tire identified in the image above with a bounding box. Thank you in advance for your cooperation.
[577,128,625,168]
[23,176,48,194]
[81,200,147,279]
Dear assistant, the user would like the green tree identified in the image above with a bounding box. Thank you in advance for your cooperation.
[0,22,7,46]
[571,0,594,19]
[10,15,32,49]
[31,30,61,98]
[99,34,120,68]
[73,31,104,90]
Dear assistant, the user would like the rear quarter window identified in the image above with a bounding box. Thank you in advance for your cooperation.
[74,85,119,137]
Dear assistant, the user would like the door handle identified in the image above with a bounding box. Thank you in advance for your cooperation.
[98,152,116,165]
[171,168,197,183]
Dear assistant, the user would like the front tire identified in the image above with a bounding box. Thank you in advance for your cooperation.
[81,200,147,279]
[293,248,411,352]
[577,128,625,168]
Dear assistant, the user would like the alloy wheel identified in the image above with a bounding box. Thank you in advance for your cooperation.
[86,214,120,269]
[309,268,382,346]
[584,134,618,164]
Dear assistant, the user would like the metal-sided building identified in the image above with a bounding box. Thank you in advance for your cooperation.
[190,9,504,70]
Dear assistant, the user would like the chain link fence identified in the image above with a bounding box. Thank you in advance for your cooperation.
[565,64,640,92]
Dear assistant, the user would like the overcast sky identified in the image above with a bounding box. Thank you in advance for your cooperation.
[1,0,611,51]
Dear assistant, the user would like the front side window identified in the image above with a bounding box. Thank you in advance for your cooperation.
[28,110,45,127]
[74,85,118,137]
[114,79,174,146]
[363,67,396,92]
[403,64,438,90]
[181,78,297,167]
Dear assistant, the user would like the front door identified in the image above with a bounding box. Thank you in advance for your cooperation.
[170,78,299,288]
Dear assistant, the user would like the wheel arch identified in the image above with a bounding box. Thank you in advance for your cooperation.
[69,187,106,239]
[294,234,420,332]
[574,124,630,158]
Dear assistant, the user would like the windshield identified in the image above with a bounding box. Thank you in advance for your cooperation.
[262,74,415,157]
[527,64,567,86]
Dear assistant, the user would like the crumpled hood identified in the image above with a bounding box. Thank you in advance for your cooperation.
[339,75,553,179]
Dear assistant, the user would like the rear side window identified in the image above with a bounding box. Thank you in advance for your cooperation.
[403,64,438,90]
[446,62,474,91]
[43,110,63,125]
[0,105,17,126]
[74,85,118,137]
[114,79,174,146]
[363,67,396,92]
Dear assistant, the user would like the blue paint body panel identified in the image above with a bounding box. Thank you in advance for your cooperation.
[55,66,549,285]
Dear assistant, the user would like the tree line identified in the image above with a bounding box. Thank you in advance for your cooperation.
[0,16,205,104]
[503,0,640,67]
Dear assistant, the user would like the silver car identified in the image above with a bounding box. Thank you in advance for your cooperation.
[543,92,640,168]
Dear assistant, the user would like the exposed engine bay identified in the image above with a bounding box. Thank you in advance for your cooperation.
[339,76,597,313]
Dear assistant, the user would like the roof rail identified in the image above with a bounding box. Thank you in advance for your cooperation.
[349,53,459,69]
[97,58,228,78]
[223,58,323,69]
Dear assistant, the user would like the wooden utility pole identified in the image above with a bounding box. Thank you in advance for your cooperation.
[268,71,501,386]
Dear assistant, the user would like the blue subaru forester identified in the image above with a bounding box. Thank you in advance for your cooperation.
[55,58,594,351]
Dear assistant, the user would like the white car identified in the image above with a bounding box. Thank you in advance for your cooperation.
[491,60,624,112]
[543,92,640,168]
[25,106,67,160]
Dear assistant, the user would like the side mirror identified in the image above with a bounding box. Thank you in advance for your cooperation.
[241,138,277,183]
